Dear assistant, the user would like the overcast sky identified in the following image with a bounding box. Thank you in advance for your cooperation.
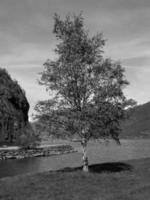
[0,0,150,119]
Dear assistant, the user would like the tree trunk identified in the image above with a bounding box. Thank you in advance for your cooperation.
[81,138,89,172]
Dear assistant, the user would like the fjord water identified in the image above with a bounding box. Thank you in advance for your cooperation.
[0,139,150,178]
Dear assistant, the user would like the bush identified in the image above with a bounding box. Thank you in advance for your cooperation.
[16,123,41,149]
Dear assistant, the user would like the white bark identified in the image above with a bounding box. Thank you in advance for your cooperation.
[81,138,89,172]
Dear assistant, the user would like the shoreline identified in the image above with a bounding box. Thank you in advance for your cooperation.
[0,144,77,160]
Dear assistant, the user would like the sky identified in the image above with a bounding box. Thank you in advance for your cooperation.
[0,0,150,120]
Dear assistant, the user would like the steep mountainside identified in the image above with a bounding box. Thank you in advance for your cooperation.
[121,102,150,138]
[0,68,30,143]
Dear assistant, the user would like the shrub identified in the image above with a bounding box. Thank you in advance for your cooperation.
[16,123,41,149]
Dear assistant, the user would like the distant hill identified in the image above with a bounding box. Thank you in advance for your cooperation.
[121,102,150,139]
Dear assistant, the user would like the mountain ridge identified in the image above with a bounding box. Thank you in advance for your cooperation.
[121,101,150,138]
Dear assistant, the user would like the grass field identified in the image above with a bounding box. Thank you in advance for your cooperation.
[0,157,150,200]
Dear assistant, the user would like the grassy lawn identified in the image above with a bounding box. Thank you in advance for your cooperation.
[0,158,150,200]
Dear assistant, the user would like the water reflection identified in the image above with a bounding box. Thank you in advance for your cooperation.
[0,153,81,178]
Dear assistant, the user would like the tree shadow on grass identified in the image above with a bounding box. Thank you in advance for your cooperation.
[58,162,133,173]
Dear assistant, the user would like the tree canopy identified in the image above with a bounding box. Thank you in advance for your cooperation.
[35,14,134,171]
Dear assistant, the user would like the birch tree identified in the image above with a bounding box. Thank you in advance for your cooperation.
[35,13,132,172]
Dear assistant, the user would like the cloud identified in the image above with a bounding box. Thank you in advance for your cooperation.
[1,0,150,118]
[0,43,53,66]
[124,65,150,104]
[122,56,150,67]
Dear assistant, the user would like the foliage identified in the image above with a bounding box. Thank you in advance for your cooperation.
[16,123,41,149]
[35,14,131,141]
[35,13,134,171]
